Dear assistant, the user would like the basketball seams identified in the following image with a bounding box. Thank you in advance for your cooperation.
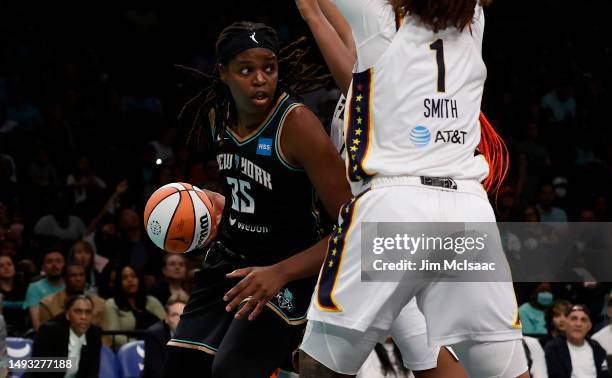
[144,187,179,226]
[145,184,214,253]
[162,194,181,252]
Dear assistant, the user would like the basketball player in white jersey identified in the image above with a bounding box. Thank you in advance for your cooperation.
[295,0,530,377]
[297,2,468,376]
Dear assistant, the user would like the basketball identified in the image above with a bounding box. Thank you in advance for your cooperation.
[144,182,215,253]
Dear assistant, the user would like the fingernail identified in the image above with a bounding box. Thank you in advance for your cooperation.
[226,306,231,312]
[234,314,239,319]
[223,296,228,301]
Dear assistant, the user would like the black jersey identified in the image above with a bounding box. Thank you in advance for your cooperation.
[213,93,320,264]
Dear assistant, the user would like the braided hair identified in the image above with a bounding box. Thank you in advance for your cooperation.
[177,21,333,151]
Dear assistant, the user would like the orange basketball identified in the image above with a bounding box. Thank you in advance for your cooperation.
[144,182,215,253]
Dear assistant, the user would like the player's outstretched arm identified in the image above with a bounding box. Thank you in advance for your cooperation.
[296,0,356,94]
[224,106,352,320]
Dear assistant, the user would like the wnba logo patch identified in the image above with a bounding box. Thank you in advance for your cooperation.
[256,138,272,156]
[410,126,431,147]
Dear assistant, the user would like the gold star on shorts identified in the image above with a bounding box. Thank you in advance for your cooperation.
[331,248,337,256]
[328,260,334,268]
[355,128,362,136]
[353,139,360,145]
[356,94,363,102]
[350,145,358,152]
[356,117,363,125]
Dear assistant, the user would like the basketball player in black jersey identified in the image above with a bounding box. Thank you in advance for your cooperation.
[162,22,351,378]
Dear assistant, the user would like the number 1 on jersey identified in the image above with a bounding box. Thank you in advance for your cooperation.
[429,39,446,92]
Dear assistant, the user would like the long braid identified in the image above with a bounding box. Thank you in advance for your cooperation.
[177,22,333,152]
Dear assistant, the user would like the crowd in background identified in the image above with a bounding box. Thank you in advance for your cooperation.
[1,0,612,377]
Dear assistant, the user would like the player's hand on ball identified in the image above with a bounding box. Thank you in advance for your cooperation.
[202,189,225,246]
[224,265,286,321]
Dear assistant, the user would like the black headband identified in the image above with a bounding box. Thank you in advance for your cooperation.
[218,29,279,65]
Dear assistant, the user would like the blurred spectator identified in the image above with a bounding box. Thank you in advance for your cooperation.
[0,157,18,206]
[67,241,100,294]
[0,255,27,335]
[104,265,165,349]
[66,156,107,204]
[591,296,612,355]
[540,81,576,123]
[27,145,59,188]
[66,156,107,221]
[33,192,86,243]
[116,205,162,289]
[141,293,188,378]
[536,184,568,223]
[523,336,548,378]
[540,300,572,348]
[27,295,101,378]
[39,263,106,328]
[518,122,551,174]
[519,282,554,336]
[149,128,177,164]
[5,89,42,131]
[24,250,65,330]
[544,304,607,378]
[356,338,412,378]
[149,254,188,306]
[593,195,610,222]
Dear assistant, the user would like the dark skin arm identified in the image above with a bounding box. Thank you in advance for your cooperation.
[295,0,356,94]
[224,106,351,320]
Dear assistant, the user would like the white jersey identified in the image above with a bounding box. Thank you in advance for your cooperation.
[331,95,347,155]
[334,0,489,194]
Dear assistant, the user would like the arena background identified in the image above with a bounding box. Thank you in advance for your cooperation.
[1,0,612,373]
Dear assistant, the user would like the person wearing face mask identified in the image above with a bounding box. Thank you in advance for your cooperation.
[141,293,188,378]
[519,282,554,336]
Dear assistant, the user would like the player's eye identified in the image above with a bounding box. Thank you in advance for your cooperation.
[265,65,276,73]
[240,67,250,75]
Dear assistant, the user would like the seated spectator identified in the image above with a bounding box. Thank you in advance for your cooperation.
[33,192,86,243]
[0,255,27,335]
[544,304,607,378]
[39,263,106,328]
[519,282,554,336]
[356,338,413,378]
[523,336,548,378]
[66,156,107,206]
[540,299,572,348]
[149,254,187,306]
[24,250,65,330]
[27,145,59,188]
[536,184,568,224]
[591,296,612,355]
[104,265,165,349]
[67,241,100,294]
[116,208,158,280]
[26,295,101,378]
[141,293,188,378]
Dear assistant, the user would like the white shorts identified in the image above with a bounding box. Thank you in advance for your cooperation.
[307,176,523,346]
[301,299,439,374]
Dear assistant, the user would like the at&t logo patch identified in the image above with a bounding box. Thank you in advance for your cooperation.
[410,125,431,147]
